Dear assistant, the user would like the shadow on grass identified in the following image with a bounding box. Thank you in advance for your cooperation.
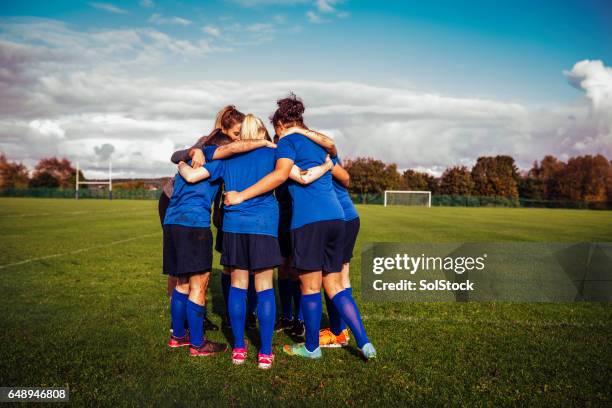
[205,268,336,350]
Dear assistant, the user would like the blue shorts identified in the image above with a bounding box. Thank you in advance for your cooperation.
[291,219,345,273]
[220,232,282,271]
[343,217,360,263]
[163,225,213,276]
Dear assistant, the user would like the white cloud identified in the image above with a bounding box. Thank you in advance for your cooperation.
[244,23,273,32]
[316,0,336,13]
[0,19,610,178]
[223,21,277,44]
[139,0,154,8]
[306,11,328,24]
[564,60,612,112]
[29,119,66,139]
[148,13,192,26]
[202,25,221,37]
[90,3,128,14]
[310,0,347,22]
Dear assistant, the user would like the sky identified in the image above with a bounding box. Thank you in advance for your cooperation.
[0,0,611,178]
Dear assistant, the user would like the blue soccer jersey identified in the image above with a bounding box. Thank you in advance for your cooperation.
[331,156,359,221]
[275,133,344,229]
[163,160,224,228]
[203,146,217,162]
[221,147,279,236]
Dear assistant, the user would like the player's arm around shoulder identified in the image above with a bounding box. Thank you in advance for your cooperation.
[224,158,293,206]
[177,161,211,183]
[289,155,333,185]
[331,160,350,188]
[213,140,276,159]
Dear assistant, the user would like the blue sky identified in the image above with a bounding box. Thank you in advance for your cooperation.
[2,0,610,103]
[0,1,611,177]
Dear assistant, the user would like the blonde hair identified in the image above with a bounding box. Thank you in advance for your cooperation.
[240,114,270,141]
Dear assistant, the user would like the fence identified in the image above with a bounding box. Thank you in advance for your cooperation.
[351,193,612,210]
[1,188,610,210]
[0,188,162,200]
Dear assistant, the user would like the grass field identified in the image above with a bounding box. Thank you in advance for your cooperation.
[0,198,611,407]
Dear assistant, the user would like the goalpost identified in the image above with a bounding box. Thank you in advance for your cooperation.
[384,190,431,207]
[75,161,113,200]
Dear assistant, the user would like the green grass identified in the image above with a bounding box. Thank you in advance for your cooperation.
[0,198,611,407]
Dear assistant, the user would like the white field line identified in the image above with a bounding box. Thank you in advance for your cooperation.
[0,232,159,270]
[0,208,148,218]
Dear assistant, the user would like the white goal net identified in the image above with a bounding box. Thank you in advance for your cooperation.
[384,190,431,207]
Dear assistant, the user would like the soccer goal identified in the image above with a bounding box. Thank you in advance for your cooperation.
[384,190,431,207]
[75,161,113,200]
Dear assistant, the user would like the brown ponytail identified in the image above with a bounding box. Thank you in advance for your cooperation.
[203,105,245,145]
[215,105,245,132]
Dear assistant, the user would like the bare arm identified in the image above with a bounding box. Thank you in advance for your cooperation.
[224,158,293,206]
[289,155,333,185]
[177,161,211,183]
[284,127,337,157]
[331,163,350,188]
[212,140,276,160]
[170,135,207,164]
[171,148,192,164]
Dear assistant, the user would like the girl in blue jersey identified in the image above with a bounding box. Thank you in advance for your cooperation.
[292,156,358,348]
[171,106,263,332]
[164,131,232,357]
[179,114,281,369]
[165,105,244,336]
[224,94,376,360]
[275,134,337,338]
[221,115,280,369]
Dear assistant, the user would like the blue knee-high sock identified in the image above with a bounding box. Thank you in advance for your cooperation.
[325,293,346,336]
[332,288,369,348]
[221,273,231,317]
[171,289,188,338]
[291,280,302,321]
[186,300,205,347]
[341,287,353,330]
[301,293,322,352]
[256,289,276,355]
[278,278,293,319]
[228,287,247,349]
[247,275,258,316]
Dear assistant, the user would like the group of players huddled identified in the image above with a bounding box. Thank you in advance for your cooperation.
[158,94,376,370]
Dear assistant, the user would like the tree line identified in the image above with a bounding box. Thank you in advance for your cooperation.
[0,154,85,189]
[2,153,611,202]
[344,154,612,202]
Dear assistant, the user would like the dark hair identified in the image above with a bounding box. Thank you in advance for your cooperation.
[270,92,305,127]
[204,128,232,147]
